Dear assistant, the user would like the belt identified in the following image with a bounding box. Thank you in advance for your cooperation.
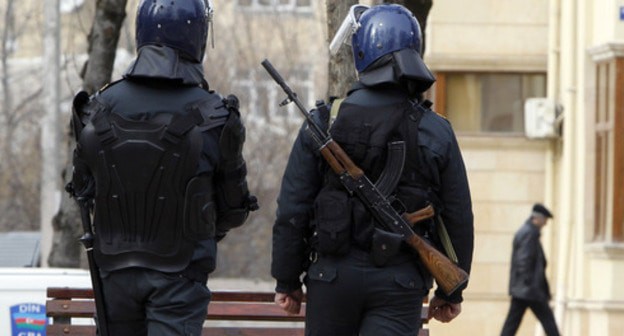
[348,247,415,266]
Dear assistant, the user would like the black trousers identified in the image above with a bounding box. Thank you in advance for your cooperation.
[99,268,211,336]
[500,297,560,336]
[304,249,429,336]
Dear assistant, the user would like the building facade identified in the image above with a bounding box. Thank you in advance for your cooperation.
[427,0,624,335]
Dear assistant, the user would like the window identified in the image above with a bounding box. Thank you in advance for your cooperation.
[236,0,312,13]
[592,56,624,242]
[434,72,546,134]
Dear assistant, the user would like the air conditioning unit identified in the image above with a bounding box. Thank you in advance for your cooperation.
[524,98,559,139]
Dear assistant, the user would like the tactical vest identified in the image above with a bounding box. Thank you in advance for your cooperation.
[77,93,228,272]
[310,98,435,256]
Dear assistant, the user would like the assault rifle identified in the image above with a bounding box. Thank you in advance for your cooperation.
[261,59,468,295]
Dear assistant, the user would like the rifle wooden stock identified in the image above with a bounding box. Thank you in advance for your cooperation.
[405,232,468,295]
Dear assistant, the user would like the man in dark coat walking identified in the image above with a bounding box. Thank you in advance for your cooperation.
[501,203,560,336]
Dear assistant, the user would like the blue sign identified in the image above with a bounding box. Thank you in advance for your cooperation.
[10,303,46,336]
[620,6,624,20]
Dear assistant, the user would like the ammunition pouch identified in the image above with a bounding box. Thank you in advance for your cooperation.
[310,187,352,256]
[371,228,404,267]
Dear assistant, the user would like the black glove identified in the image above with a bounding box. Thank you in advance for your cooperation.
[219,95,245,162]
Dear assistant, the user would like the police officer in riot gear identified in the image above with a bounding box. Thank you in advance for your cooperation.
[69,0,257,335]
[271,4,473,335]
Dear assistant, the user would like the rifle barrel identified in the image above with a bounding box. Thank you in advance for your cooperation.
[261,59,328,143]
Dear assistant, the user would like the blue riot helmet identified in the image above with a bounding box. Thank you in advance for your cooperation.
[330,4,435,92]
[352,4,423,72]
[136,0,214,63]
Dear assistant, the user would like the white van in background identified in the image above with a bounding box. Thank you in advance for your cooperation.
[0,267,92,336]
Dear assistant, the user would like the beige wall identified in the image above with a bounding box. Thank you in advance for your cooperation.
[427,0,624,335]
[426,0,548,72]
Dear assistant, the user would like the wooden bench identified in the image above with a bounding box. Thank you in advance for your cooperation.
[46,287,429,335]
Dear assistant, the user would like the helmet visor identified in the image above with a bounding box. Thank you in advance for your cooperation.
[329,4,369,56]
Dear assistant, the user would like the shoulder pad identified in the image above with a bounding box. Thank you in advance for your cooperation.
[223,94,240,112]
[72,91,90,113]
[71,91,90,140]
[187,94,229,132]
[71,90,110,140]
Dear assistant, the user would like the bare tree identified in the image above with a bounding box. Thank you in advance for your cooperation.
[49,0,128,267]
[0,0,44,233]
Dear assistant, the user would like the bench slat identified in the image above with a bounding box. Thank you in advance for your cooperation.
[47,300,304,322]
[47,326,427,336]
[207,302,305,322]
[47,300,95,318]
[46,325,305,336]
[201,327,305,336]
[46,287,283,302]
[47,325,94,336]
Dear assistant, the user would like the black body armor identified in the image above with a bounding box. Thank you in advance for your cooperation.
[77,91,228,272]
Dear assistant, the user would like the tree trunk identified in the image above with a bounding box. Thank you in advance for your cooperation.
[81,0,128,94]
[48,0,128,267]
[326,0,359,98]
[40,0,61,267]
[1,0,15,194]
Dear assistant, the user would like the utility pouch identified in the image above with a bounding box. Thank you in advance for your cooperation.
[312,188,352,256]
[371,228,403,267]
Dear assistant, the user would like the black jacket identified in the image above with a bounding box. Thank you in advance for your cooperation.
[509,219,551,301]
[271,82,474,303]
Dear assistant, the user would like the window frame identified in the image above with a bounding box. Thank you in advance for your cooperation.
[433,71,547,136]
[591,54,624,243]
